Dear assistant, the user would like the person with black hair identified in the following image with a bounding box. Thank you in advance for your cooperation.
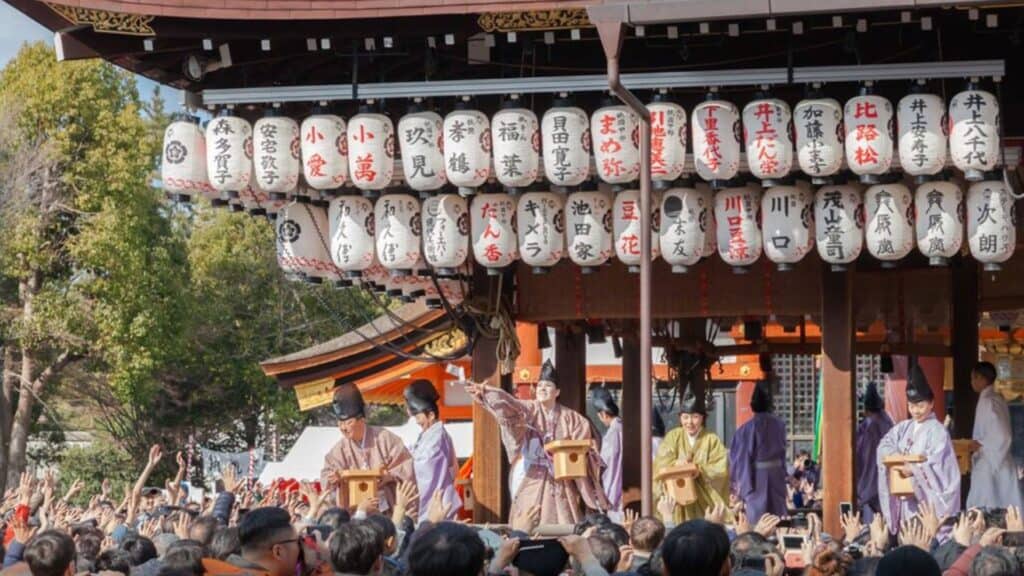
[188,515,220,548]
[407,522,486,576]
[591,387,622,520]
[584,534,620,574]
[661,520,730,576]
[230,506,301,576]
[318,507,350,530]
[856,382,893,523]
[74,528,104,572]
[320,383,415,512]
[364,514,402,575]
[876,545,940,576]
[971,545,1020,576]
[329,520,384,576]
[404,379,462,521]
[628,516,665,572]
[728,382,788,524]
[119,535,158,567]
[162,540,206,576]
[967,361,1023,509]
[208,527,241,561]
[94,549,133,574]
[23,531,76,576]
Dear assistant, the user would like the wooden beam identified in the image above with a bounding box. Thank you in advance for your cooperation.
[820,268,855,538]
[555,328,587,414]
[951,256,980,503]
[621,336,642,512]
[472,335,510,523]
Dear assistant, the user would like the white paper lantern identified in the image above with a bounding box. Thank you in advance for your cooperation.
[743,97,794,185]
[864,181,914,266]
[950,85,1000,181]
[714,184,762,271]
[914,180,962,266]
[814,184,864,270]
[492,100,540,191]
[301,111,348,190]
[329,195,376,277]
[566,190,613,271]
[761,185,813,270]
[648,95,688,186]
[205,111,252,197]
[591,102,640,186]
[659,185,711,273]
[692,97,742,186]
[254,112,300,195]
[613,189,661,272]
[422,194,469,276]
[967,178,1016,270]
[276,200,333,281]
[348,107,395,192]
[471,193,518,272]
[375,194,422,275]
[445,102,491,192]
[517,190,565,273]
[794,98,844,183]
[162,114,211,202]
[844,91,894,183]
[542,97,590,189]
[897,90,947,180]
[398,105,447,193]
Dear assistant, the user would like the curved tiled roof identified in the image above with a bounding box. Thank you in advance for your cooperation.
[42,0,591,20]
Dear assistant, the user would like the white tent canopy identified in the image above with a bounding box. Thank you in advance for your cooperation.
[257,419,474,484]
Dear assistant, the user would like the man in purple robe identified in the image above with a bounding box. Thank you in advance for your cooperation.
[855,382,893,523]
[592,387,622,519]
[877,363,961,534]
[729,381,788,524]
[404,379,461,519]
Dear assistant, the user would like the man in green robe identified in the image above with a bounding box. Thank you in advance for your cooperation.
[653,383,731,524]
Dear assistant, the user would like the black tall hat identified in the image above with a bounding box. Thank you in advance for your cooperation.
[680,383,706,415]
[539,359,558,386]
[906,362,934,403]
[863,382,884,413]
[750,381,772,413]
[590,387,619,417]
[652,407,666,437]
[404,379,440,415]
[331,382,366,420]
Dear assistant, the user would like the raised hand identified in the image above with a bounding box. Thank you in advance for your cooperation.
[11,514,37,544]
[221,465,240,494]
[174,513,190,539]
[100,478,112,500]
[1008,506,1024,532]
[840,510,863,544]
[623,508,638,533]
[869,514,889,553]
[898,519,930,551]
[357,496,381,516]
[980,527,1005,547]
[616,545,635,573]
[916,501,941,544]
[148,445,164,468]
[491,538,521,572]
[755,514,782,538]
[656,493,675,523]
[18,471,34,506]
[391,481,418,524]
[63,478,85,503]
[704,503,726,525]
[425,491,451,524]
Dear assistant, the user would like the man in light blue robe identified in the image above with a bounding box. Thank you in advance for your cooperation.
[404,379,461,519]
[592,387,622,518]
[877,363,960,534]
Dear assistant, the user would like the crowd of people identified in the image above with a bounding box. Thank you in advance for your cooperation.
[0,356,1020,576]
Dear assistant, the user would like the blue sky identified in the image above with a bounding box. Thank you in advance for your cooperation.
[1,3,183,108]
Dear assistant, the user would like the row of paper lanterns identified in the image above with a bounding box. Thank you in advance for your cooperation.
[271,177,1015,289]
[161,82,1002,202]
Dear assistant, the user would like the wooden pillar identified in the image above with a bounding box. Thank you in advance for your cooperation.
[472,335,511,523]
[951,257,979,502]
[555,328,587,414]
[820,269,855,538]
[621,336,642,512]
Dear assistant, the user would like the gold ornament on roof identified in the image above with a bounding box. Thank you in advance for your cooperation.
[47,3,155,36]
[478,9,591,33]
[424,327,469,357]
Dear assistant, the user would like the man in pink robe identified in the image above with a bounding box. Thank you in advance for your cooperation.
[320,382,415,512]
[467,359,610,524]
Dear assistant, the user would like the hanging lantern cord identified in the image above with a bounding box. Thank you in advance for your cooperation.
[994,80,1022,199]
[459,271,520,375]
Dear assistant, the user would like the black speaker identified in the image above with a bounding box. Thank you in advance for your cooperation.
[744,320,763,342]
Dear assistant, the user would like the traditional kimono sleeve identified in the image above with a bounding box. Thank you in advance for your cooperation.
[653,429,684,502]
[476,386,533,460]
[379,430,416,488]
[413,427,461,518]
[729,424,755,501]
[976,392,1012,471]
[320,441,348,490]
[875,422,901,531]
[698,433,729,486]
[566,411,612,512]
[908,422,961,521]
[856,418,881,505]
[600,420,623,510]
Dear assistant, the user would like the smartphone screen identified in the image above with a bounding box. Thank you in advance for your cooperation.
[783,535,805,550]
[1004,531,1024,547]
[840,502,853,517]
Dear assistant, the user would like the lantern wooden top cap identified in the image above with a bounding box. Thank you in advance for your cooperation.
[544,439,591,452]
[339,469,383,480]
[881,454,927,466]
[654,463,699,482]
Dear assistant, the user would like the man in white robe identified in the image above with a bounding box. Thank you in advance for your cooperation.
[404,379,462,519]
[966,361,1022,509]
[592,387,622,520]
